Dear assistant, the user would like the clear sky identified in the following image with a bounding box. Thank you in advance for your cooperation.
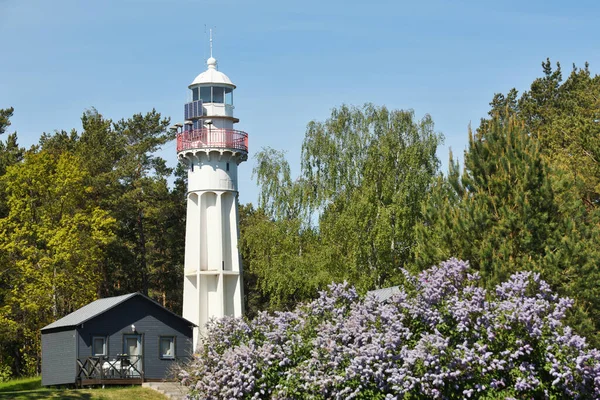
[1,0,599,205]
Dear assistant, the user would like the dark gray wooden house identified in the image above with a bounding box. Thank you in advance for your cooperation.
[41,293,195,387]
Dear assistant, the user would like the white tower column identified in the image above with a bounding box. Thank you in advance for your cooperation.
[177,55,248,350]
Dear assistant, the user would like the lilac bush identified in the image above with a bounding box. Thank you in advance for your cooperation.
[179,259,600,399]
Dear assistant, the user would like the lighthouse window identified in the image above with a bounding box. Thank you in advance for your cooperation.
[192,88,199,101]
[225,88,233,105]
[200,87,212,103]
[212,87,224,103]
[226,162,230,171]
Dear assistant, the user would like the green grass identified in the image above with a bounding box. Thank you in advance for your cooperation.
[0,377,42,392]
[0,378,169,400]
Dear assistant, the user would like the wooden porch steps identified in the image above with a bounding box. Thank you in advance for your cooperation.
[143,381,188,400]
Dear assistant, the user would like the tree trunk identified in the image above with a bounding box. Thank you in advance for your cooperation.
[137,208,148,296]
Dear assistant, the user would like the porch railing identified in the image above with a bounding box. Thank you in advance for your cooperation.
[77,355,143,383]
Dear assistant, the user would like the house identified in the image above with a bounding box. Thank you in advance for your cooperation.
[41,292,195,387]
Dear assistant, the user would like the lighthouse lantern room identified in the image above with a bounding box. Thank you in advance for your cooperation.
[176,44,248,349]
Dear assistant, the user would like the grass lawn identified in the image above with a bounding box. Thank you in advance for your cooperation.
[0,377,169,399]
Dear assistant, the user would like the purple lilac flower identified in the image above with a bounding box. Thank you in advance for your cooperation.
[178,258,600,399]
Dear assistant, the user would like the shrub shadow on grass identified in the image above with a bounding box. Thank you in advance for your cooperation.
[0,389,92,399]
[0,377,41,393]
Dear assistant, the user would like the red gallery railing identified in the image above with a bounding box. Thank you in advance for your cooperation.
[176,128,248,153]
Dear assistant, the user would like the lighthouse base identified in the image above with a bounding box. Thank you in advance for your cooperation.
[183,271,243,350]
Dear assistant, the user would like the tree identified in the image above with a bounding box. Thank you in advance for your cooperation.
[0,107,24,378]
[487,59,600,208]
[314,107,441,290]
[416,119,557,278]
[253,148,305,221]
[111,110,173,297]
[475,59,600,340]
[248,104,442,309]
[0,106,186,375]
[59,108,183,307]
[240,204,326,311]
[0,150,116,375]
[238,203,270,318]
[0,107,24,218]
[414,118,600,343]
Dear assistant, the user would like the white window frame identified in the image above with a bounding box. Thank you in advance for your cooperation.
[92,336,107,356]
[159,336,176,360]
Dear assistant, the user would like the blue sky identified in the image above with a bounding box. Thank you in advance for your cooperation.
[1,0,599,205]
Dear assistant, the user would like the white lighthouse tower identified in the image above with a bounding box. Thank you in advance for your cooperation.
[176,44,248,349]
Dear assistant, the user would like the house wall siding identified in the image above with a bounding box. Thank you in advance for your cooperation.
[41,329,77,386]
[76,296,193,380]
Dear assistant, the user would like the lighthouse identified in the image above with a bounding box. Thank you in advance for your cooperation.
[176,48,248,349]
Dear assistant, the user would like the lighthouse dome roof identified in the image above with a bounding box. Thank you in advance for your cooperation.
[189,57,235,88]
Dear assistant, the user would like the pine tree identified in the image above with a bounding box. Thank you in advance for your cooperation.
[488,59,600,207]
[414,118,600,342]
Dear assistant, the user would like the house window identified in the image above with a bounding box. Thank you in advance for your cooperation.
[159,336,175,359]
[93,336,106,356]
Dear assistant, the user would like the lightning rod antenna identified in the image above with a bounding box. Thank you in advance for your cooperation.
[209,28,213,58]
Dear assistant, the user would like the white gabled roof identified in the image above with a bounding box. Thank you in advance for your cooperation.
[189,57,235,88]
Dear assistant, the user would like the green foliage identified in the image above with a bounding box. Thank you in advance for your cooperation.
[0,107,24,219]
[0,109,25,376]
[240,204,328,311]
[0,364,11,383]
[0,149,117,375]
[488,59,600,207]
[416,119,555,279]
[415,117,600,343]
[253,148,304,221]
[0,108,14,135]
[247,104,442,312]
[315,107,440,290]
[415,60,600,343]
[110,110,175,297]
[0,106,184,376]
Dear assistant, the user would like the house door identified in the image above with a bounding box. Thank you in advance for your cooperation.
[123,334,142,377]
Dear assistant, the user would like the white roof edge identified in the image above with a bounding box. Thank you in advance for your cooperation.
[188,81,236,89]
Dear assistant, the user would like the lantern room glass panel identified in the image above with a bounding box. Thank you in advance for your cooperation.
[200,87,211,103]
[212,87,224,103]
